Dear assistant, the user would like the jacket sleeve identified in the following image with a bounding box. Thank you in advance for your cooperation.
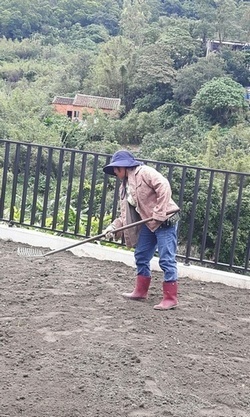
[142,168,178,221]
[110,217,123,240]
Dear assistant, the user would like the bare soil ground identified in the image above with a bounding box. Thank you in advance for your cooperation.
[1,239,250,417]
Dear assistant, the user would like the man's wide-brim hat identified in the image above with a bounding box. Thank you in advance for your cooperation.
[103,150,143,176]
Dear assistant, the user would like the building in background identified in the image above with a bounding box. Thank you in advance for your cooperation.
[52,94,121,121]
[206,40,250,57]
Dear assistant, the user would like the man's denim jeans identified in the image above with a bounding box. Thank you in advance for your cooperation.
[134,223,178,282]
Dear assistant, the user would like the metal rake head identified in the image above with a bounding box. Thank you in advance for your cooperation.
[17,246,45,257]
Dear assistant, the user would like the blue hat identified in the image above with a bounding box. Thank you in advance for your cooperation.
[103,150,143,176]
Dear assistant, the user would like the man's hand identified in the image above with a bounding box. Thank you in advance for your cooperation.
[103,224,116,241]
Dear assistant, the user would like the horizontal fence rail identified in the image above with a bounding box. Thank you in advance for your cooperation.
[0,139,249,274]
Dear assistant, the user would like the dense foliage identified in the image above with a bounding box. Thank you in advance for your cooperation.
[0,0,249,162]
[0,0,250,270]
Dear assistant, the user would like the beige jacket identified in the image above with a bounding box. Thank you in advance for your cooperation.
[112,165,180,248]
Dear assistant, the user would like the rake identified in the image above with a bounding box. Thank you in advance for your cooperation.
[17,209,179,258]
[17,217,153,258]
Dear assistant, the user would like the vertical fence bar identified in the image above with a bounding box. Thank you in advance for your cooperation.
[63,150,75,232]
[0,141,10,219]
[244,234,250,272]
[85,154,98,236]
[74,153,87,235]
[98,155,112,233]
[41,147,53,228]
[184,168,201,264]
[10,143,21,221]
[214,173,229,265]
[229,174,244,268]
[176,166,187,245]
[167,165,173,183]
[200,171,214,262]
[155,162,161,172]
[30,146,42,226]
[178,166,187,209]
[20,144,31,224]
[52,148,64,230]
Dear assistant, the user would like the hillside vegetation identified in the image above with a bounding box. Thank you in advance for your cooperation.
[0,1,250,271]
[0,0,249,171]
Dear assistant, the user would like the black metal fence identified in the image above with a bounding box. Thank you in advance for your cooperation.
[0,139,250,274]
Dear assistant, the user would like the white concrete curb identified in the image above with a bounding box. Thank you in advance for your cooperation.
[1,224,250,290]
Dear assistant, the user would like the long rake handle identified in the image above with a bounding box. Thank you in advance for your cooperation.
[43,209,179,257]
[43,217,153,257]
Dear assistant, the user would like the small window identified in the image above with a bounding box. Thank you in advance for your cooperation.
[74,111,80,118]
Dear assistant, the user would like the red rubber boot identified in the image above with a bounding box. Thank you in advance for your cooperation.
[154,281,178,310]
[122,275,151,300]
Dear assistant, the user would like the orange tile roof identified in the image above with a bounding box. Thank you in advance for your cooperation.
[73,94,121,110]
[52,94,121,110]
[52,96,74,105]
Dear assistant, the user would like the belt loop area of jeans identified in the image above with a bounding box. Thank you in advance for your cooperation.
[159,219,171,229]
[159,211,180,229]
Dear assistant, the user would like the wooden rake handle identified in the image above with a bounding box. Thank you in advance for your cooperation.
[43,209,179,257]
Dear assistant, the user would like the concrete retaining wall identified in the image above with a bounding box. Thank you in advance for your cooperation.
[1,224,250,290]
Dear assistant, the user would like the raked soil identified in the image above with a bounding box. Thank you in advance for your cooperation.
[0,239,250,417]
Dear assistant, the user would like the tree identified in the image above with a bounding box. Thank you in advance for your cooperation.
[213,0,238,43]
[183,0,217,43]
[158,16,204,69]
[139,113,206,165]
[120,0,151,46]
[182,0,250,44]
[192,76,249,126]
[202,124,250,172]
[132,42,176,88]
[85,36,137,100]
[87,36,176,112]
[237,1,250,42]
[115,108,160,144]
[173,55,226,106]
[125,42,176,111]
[219,48,250,87]
[160,0,186,16]
[87,0,121,35]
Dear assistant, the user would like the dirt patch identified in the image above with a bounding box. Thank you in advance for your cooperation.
[1,239,250,417]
